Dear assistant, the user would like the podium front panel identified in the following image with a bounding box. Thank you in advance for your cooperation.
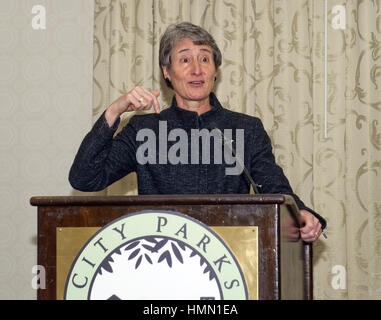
[56,226,258,300]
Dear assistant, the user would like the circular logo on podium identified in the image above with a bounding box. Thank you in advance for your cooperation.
[64,211,248,300]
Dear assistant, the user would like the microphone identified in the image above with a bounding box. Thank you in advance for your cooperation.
[208,122,262,194]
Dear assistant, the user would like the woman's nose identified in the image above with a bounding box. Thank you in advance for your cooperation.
[191,60,202,75]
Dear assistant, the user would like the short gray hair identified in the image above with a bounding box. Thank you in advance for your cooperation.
[159,22,222,72]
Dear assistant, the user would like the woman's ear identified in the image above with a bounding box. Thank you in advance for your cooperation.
[161,66,170,81]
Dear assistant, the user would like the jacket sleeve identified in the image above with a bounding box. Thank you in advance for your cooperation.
[250,118,327,229]
[68,112,138,192]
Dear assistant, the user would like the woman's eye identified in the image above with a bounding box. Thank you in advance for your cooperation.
[181,58,189,63]
[201,57,209,62]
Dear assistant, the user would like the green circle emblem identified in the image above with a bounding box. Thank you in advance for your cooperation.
[64,210,248,300]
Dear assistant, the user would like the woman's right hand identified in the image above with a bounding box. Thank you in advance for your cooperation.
[105,87,161,127]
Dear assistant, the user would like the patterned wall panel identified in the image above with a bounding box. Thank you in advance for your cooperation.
[0,0,94,299]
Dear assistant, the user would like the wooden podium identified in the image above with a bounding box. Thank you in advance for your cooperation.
[30,194,312,300]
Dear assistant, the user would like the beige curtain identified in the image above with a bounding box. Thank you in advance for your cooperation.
[93,0,381,299]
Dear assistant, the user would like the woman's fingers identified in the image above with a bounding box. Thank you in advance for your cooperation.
[105,87,160,127]
[151,90,161,114]
[126,91,143,111]
[132,87,161,113]
[299,209,322,242]
[136,87,161,113]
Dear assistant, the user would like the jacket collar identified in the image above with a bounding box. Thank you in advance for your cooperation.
[169,92,223,119]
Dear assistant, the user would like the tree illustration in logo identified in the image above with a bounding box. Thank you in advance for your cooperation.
[88,236,222,300]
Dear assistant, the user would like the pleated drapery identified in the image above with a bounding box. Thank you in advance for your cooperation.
[93,0,381,299]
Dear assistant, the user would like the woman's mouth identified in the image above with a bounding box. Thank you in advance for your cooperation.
[189,81,204,87]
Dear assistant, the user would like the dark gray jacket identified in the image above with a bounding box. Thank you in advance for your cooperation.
[69,93,326,229]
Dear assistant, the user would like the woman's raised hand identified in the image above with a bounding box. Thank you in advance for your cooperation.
[105,87,160,127]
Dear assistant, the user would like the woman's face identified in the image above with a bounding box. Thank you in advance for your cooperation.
[162,38,217,107]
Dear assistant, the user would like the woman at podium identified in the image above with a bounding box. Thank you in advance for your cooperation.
[69,22,326,243]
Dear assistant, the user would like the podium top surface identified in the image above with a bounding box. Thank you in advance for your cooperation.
[30,194,297,207]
